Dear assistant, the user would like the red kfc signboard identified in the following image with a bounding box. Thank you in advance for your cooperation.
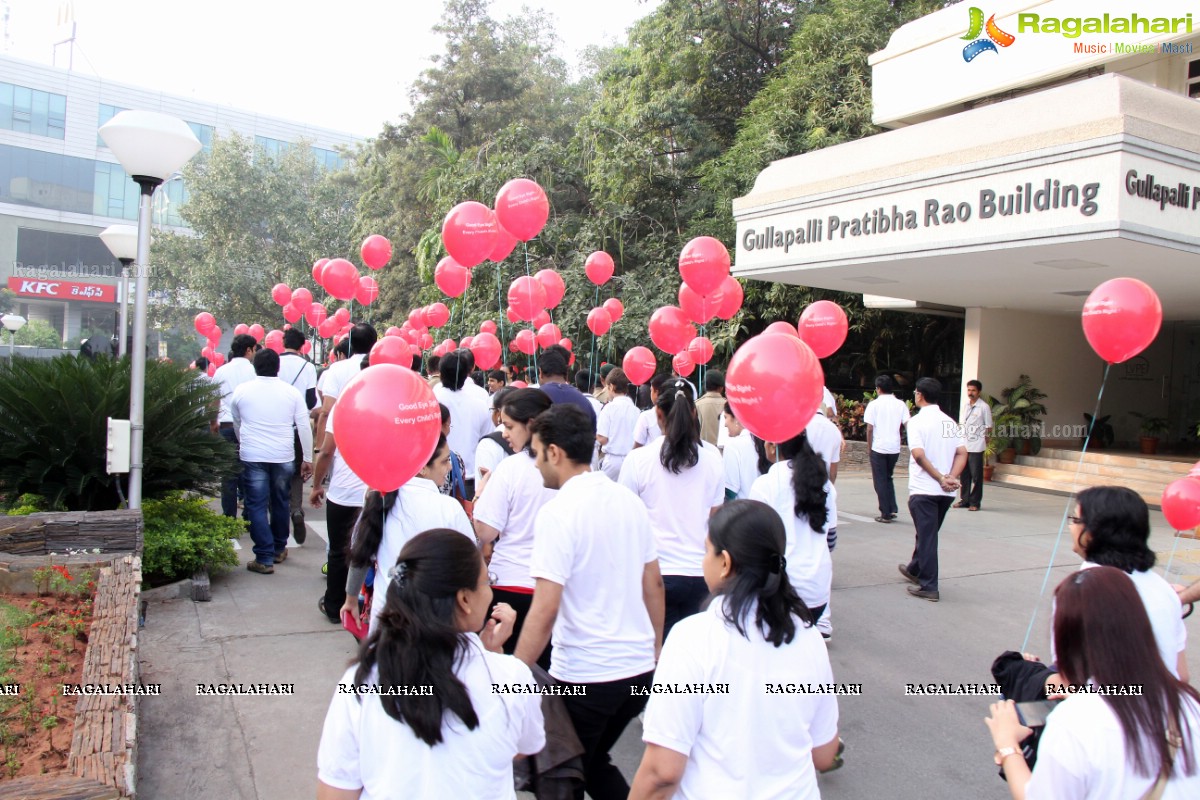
[7,277,116,303]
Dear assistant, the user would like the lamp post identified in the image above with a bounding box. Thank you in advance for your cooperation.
[99,224,138,358]
[2,314,27,363]
[99,111,201,509]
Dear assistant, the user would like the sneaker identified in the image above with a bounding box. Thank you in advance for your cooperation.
[274,547,288,563]
[874,515,892,524]
[897,563,920,585]
[247,561,274,574]
[318,597,339,624]
[321,562,329,576]
[907,585,940,602]
[292,512,307,544]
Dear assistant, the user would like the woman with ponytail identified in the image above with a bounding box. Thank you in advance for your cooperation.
[749,431,836,623]
[343,434,474,636]
[618,378,725,637]
[318,530,545,799]
[629,501,842,800]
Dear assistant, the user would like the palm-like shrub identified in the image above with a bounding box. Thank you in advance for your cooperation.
[0,354,237,510]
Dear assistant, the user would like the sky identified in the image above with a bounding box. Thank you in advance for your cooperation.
[3,0,661,138]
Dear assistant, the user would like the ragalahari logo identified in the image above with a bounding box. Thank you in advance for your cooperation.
[962,7,1016,62]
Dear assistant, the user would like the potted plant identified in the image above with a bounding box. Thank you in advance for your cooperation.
[1130,413,1168,455]
[987,394,1021,464]
[1083,413,1114,450]
[999,375,1048,456]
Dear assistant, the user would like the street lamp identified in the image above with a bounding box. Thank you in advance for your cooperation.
[2,314,26,363]
[99,224,138,358]
[99,111,201,510]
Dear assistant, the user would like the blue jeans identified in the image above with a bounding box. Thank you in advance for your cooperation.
[242,460,295,565]
[219,426,243,518]
[662,575,709,640]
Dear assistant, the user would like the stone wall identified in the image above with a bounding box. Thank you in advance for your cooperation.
[839,441,910,474]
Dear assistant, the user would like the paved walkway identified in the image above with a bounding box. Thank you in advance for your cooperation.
[137,474,1200,799]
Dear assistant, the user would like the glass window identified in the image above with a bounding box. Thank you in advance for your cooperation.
[0,83,67,139]
[1189,59,1200,99]
[187,121,214,152]
[311,146,346,171]
[12,86,31,132]
[31,91,49,137]
[255,135,293,160]
[0,84,12,129]
[0,143,93,214]
[48,94,66,139]
[97,103,126,146]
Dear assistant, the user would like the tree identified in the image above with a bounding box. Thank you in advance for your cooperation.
[13,318,64,349]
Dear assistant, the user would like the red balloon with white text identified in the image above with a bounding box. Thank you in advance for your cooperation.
[727,334,824,443]
[1081,277,1163,364]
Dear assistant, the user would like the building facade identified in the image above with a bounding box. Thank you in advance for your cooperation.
[0,54,359,349]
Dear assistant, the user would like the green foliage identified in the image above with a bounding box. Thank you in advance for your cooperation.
[1130,412,1168,437]
[0,355,237,511]
[3,493,57,516]
[141,492,243,583]
[11,319,63,349]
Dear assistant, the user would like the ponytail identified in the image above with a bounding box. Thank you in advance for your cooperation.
[777,432,828,532]
[656,379,700,474]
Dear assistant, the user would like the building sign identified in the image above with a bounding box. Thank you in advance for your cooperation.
[7,277,116,303]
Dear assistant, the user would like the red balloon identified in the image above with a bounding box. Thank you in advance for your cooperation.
[585,252,615,286]
[535,269,566,309]
[264,330,285,353]
[283,324,292,331]
[1081,277,1163,364]
[194,312,216,336]
[409,344,421,356]
[248,324,265,342]
[440,338,458,353]
[506,307,520,324]
[715,277,744,320]
[442,201,500,268]
[509,340,518,353]
[291,287,313,314]
[333,365,442,492]
[201,346,215,360]
[312,258,329,285]
[602,298,624,323]
[798,301,849,359]
[385,326,402,338]
[305,303,327,327]
[536,323,562,349]
[370,337,412,367]
[514,329,537,355]
[435,256,472,298]
[727,334,824,443]
[460,335,474,349]
[479,320,498,335]
[318,319,338,338]
[587,307,613,336]
[648,306,697,355]
[282,303,302,323]
[494,179,549,242]
[678,236,730,297]
[207,326,222,345]
[672,351,695,377]
[420,333,434,350]
[211,352,225,366]
[334,307,351,325]
[533,309,552,329]
[234,323,249,336]
[623,346,657,386]
[764,320,801,338]
[687,336,714,365]
[300,341,311,356]
[1191,462,1200,480]
[511,380,528,388]
[271,283,292,306]
[356,276,380,306]
[425,302,451,329]
[323,258,360,301]
[1162,476,1200,531]
[559,338,573,352]
[206,364,216,377]
[507,276,547,322]
[360,234,392,270]
[679,282,724,325]
[488,223,519,262]
[408,309,423,327]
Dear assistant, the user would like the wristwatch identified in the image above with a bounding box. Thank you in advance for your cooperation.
[993,746,1020,766]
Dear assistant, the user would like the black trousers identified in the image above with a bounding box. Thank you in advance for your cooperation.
[662,575,709,639]
[870,450,901,517]
[960,452,984,508]
[322,500,361,621]
[906,494,954,592]
[558,671,654,800]
[290,432,305,534]
[489,588,551,671]
[218,425,242,518]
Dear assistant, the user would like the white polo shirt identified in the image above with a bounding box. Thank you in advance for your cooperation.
[213,357,256,423]
[434,384,495,480]
[229,377,312,463]
[474,429,510,479]
[278,351,317,400]
[805,413,842,473]
[863,394,910,455]
[321,357,363,402]
[618,439,724,577]
[530,471,657,683]
[906,405,964,497]
[597,395,640,457]
[317,641,545,800]
[749,463,834,610]
[960,399,993,454]
[722,431,761,500]
[642,599,838,800]
[472,452,556,589]
[633,407,663,446]
[324,408,367,508]
[821,386,836,415]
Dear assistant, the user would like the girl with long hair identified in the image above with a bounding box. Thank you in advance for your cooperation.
[596,367,640,480]
[318,529,545,799]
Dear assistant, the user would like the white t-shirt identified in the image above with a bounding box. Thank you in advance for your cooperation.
[723,431,761,501]
[229,377,312,463]
[633,407,663,447]
[1025,690,1200,800]
[472,452,556,589]
[325,408,367,508]
[213,357,256,423]
[960,399,994,453]
[907,405,964,497]
[530,471,658,683]
[821,386,836,415]
[474,429,509,479]
[370,478,474,634]
[317,642,545,800]
[805,413,842,472]
[642,599,837,800]
[863,394,910,454]
[597,395,640,457]
[321,357,364,402]
[749,463,834,610]
[434,384,495,480]
[618,438,724,577]
[278,351,317,401]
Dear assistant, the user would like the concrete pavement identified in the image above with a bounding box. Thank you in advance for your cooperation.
[136,474,1200,799]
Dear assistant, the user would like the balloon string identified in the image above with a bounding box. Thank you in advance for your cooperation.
[1021,362,1111,653]
[590,286,599,380]
[1164,532,1182,583]
[523,241,536,379]
[496,261,507,371]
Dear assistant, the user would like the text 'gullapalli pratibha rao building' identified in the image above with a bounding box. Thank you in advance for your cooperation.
[734,0,1200,501]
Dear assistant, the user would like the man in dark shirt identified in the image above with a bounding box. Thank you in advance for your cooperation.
[537,345,597,425]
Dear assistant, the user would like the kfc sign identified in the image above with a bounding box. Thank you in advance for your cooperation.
[7,277,116,303]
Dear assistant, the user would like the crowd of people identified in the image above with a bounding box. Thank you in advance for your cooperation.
[201,324,1199,799]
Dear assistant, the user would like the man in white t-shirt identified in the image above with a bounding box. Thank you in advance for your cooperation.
[863,374,911,524]
[316,324,376,453]
[434,350,495,499]
[212,333,259,518]
[278,329,318,544]
[515,404,664,800]
[898,378,966,602]
[957,379,993,512]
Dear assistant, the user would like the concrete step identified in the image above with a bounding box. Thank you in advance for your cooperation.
[990,471,1163,507]
[1035,447,1195,475]
[1006,458,1182,486]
